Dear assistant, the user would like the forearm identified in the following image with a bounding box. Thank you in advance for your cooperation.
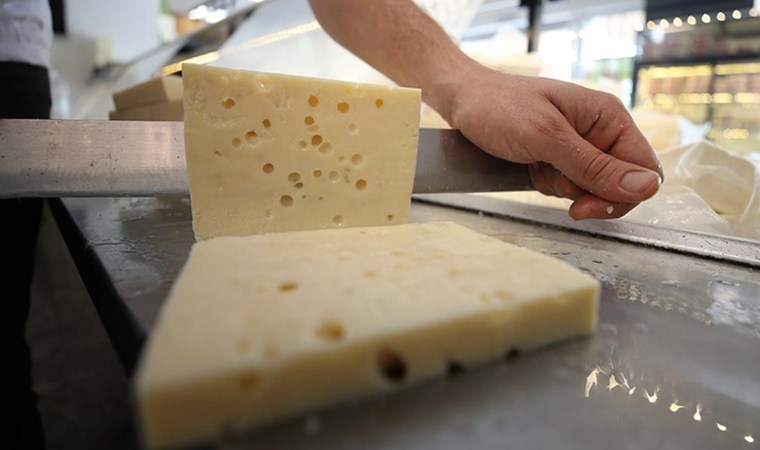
[308,0,476,119]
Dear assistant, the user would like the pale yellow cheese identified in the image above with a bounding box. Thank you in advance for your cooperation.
[135,221,599,449]
[112,75,184,110]
[181,63,421,240]
[108,100,183,121]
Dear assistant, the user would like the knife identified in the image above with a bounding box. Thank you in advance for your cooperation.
[0,119,533,198]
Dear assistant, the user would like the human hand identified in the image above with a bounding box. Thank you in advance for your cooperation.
[435,65,663,220]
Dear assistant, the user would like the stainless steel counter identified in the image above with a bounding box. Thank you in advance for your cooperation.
[50,197,760,450]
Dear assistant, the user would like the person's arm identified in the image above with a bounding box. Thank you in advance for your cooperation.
[309,0,662,220]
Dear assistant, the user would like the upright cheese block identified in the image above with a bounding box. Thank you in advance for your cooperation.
[182,63,421,239]
[135,222,599,449]
[112,75,184,111]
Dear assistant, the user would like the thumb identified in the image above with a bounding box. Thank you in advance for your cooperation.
[548,131,661,204]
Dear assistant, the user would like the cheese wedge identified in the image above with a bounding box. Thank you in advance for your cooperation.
[181,63,421,240]
[112,75,184,110]
[135,221,599,449]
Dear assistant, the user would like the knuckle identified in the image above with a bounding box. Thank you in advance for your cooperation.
[581,152,616,186]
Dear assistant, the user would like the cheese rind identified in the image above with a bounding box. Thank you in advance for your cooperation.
[135,221,599,449]
[112,75,184,110]
[181,63,421,240]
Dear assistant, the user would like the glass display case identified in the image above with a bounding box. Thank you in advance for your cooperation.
[633,14,760,154]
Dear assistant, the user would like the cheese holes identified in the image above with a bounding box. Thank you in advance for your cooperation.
[348,123,359,135]
[245,131,258,144]
[262,163,274,174]
[351,153,364,166]
[278,281,298,292]
[375,98,384,108]
[387,214,395,222]
[312,169,323,178]
[231,137,241,147]
[377,348,407,383]
[308,95,319,107]
[494,290,513,300]
[213,151,222,158]
[311,135,323,146]
[222,97,236,109]
[318,142,332,155]
[288,172,302,182]
[338,156,347,164]
[295,182,304,189]
[337,101,349,113]
[333,215,343,226]
[304,116,315,125]
[280,195,294,207]
[238,370,260,392]
[298,140,308,150]
[262,119,271,128]
[328,171,340,182]
[355,179,367,190]
[316,320,345,342]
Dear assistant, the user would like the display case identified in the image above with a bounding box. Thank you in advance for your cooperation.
[633,15,760,154]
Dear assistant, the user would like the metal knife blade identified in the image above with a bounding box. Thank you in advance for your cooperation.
[0,119,532,198]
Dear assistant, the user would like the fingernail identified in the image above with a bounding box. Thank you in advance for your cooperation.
[620,171,660,194]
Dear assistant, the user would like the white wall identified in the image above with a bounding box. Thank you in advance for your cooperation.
[65,0,161,63]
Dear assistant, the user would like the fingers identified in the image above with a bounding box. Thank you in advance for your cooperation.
[577,94,663,179]
[569,195,638,220]
[529,163,585,199]
[529,163,641,220]
[546,85,663,179]
[545,128,661,204]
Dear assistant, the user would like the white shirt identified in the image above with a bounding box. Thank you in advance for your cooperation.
[0,0,53,68]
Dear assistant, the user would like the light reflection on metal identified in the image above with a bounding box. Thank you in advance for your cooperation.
[608,374,622,391]
[582,366,750,444]
[645,388,659,403]
[584,367,599,398]
[669,401,686,413]
[693,404,702,422]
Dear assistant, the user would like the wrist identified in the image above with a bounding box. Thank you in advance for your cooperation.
[422,54,489,127]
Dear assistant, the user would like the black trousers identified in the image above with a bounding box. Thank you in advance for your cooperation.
[0,61,52,450]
